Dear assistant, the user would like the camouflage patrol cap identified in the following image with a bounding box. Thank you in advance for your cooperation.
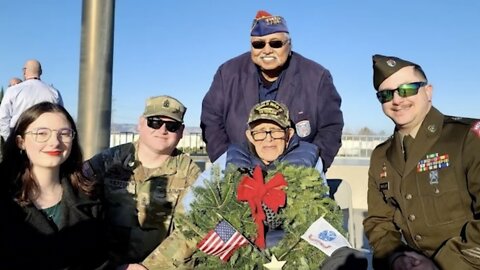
[143,95,186,123]
[373,54,427,90]
[248,100,290,128]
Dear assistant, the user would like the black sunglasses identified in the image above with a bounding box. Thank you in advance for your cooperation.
[251,39,289,49]
[146,117,182,132]
[376,82,427,104]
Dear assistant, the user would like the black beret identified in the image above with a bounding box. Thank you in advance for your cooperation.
[372,54,426,90]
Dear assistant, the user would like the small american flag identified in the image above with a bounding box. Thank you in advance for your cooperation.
[197,220,249,262]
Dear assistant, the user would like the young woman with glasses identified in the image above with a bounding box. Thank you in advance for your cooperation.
[0,102,108,269]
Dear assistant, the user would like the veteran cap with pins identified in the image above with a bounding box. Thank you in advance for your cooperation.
[248,100,291,128]
[372,54,427,90]
[143,95,186,123]
[251,10,289,36]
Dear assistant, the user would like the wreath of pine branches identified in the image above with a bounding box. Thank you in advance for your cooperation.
[176,162,345,269]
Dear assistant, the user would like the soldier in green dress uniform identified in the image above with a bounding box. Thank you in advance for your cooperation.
[363,54,480,270]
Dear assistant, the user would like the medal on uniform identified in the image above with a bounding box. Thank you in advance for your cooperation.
[429,169,440,193]
[417,153,449,172]
[429,170,439,185]
[380,163,387,178]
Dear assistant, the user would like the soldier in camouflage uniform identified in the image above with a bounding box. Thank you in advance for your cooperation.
[364,55,480,270]
[84,95,201,270]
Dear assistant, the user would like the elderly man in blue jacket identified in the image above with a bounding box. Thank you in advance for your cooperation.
[201,10,344,170]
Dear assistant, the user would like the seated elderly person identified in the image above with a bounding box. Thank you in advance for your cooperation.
[226,99,324,173]
[183,100,325,246]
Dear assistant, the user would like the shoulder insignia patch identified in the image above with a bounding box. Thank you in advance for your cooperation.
[295,120,311,138]
[471,121,480,138]
[445,115,477,125]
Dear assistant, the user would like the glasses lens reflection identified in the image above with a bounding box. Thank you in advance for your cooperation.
[251,40,288,49]
[147,118,182,132]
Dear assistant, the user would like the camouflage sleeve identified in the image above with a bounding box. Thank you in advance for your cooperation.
[174,157,201,216]
[141,229,197,270]
[141,158,201,269]
[186,157,201,185]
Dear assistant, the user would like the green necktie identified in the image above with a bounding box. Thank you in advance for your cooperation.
[403,135,414,161]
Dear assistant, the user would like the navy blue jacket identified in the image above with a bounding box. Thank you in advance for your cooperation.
[226,135,320,172]
[201,51,344,169]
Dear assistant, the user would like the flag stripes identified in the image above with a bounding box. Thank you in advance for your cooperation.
[197,220,249,261]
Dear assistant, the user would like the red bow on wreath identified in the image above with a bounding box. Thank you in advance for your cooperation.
[237,165,287,249]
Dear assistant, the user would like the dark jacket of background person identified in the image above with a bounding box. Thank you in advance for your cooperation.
[201,51,343,169]
[0,179,109,270]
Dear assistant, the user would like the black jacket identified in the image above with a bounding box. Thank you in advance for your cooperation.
[0,178,110,270]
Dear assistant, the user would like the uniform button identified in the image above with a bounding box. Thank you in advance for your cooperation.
[408,214,416,221]
[405,194,413,200]
[415,234,422,241]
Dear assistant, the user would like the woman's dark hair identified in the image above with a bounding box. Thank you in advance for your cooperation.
[0,102,96,205]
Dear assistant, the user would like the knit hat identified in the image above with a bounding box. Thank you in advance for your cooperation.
[251,10,289,36]
[248,100,290,128]
[143,95,186,123]
[373,54,427,90]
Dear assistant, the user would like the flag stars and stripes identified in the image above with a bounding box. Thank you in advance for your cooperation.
[197,220,249,262]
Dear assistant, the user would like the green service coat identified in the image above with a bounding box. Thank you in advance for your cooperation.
[364,107,480,269]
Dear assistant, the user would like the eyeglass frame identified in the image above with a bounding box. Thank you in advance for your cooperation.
[250,128,288,141]
[251,39,290,49]
[146,117,183,133]
[376,82,428,104]
[24,127,76,143]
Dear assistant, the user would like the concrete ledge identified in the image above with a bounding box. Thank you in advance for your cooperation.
[327,162,369,210]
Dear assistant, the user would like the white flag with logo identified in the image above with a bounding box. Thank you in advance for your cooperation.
[301,216,351,256]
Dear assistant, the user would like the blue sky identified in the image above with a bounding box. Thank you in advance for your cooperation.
[2,1,479,134]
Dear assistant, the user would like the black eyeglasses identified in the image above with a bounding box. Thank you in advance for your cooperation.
[376,82,427,104]
[250,129,286,141]
[146,117,182,132]
[251,39,289,49]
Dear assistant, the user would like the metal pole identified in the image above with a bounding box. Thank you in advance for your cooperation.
[77,0,115,159]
